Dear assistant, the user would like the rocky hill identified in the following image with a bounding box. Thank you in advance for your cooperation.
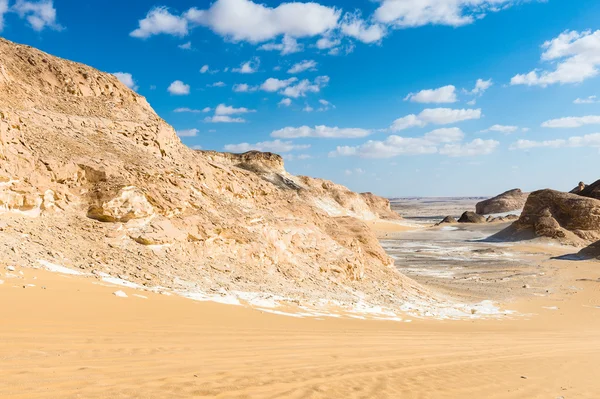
[493,189,600,246]
[0,37,428,311]
[476,189,528,215]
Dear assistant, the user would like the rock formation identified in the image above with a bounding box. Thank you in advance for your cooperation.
[458,211,487,224]
[0,38,426,309]
[493,189,600,246]
[475,189,528,215]
[570,181,586,194]
[578,179,600,200]
[437,216,457,225]
[578,240,600,260]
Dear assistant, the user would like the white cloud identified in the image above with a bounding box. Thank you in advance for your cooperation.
[390,108,481,131]
[283,153,312,161]
[280,76,329,98]
[260,77,298,92]
[374,0,516,28]
[511,30,600,87]
[174,107,211,113]
[232,83,256,92]
[185,0,340,43]
[574,95,598,104]
[130,6,188,38]
[178,41,192,50]
[541,115,600,128]
[0,0,8,32]
[316,36,341,50]
[177,128,199,137]
[233,57,260,74]
[329,127,496,158]
[303,105,314,112]
[204,115,246,123]
[405,85,457,103]
[272,125,372,139]
[469,78,493,95]
[318,99,335,111]
[438,138,499,157]
[12,0,62,32]
[200,65,218,74]
[168,80,190,95]
[340,12,386,43]
[215,104,255,115]
[258,35,303,55]
[467,99,476,106]
[510,133,600,150]
[224,139,310,153]
[112,72,138,91]
[288,60,317,74]
[278,98,292,107]
[345,168,366,176]
[480,124,519,134]
[208,81,226,87]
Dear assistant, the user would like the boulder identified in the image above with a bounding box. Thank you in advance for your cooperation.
[437,216,457,225]
[578,179,600,200]
[458,211,487,224]
[570,181,586,194]
[476,189,528,215]
[493,189,600,246]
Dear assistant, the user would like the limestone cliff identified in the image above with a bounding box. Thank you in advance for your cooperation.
[0,38,424,309]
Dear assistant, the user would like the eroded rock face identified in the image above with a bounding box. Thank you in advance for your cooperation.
[496,189,600,246]
[458,211,486,224]
[476,189,528,215]
[579,179,600,200]
[0,37,425,310]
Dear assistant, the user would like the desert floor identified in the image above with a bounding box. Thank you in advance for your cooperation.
[2,220,600,398]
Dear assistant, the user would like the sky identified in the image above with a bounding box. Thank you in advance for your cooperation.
[1,0,599,197]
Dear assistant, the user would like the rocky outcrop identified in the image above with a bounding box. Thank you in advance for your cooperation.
[570,182,586,194]
[476,189,528,215]
[0,38,426,310]
[493,189,600,246]
[578,179,600,200]
[359,192,402,220]
[578,240,600,260]
[458,211,487,223]
[437,216,457,225]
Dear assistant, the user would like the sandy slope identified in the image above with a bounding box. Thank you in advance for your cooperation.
[2,251,599,399]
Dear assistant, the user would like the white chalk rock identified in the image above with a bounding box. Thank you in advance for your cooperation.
[113,290,128,298]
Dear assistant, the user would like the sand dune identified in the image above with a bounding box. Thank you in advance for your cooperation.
[2,252,599,399]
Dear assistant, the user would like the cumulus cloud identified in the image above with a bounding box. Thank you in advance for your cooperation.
[574,96,598,104]
[174,107,211,113]
[260,77,298,92]
[280,76,329,98]
[438,138,499,157]
[468,78,493,95]
[168,80,190,95]
[130,6,188,38]
[178,41,192,50]
[329,128,466,158]
[541,115,600,128]
[185,0,340,43]
[283,153,312,161]
[510,133,600,150]
[278,98,292,107]
[318,99,335,111]
[224,139,310,153]
[232,83,256,92]
[316,36,341,50]
[303,105,314,112]
[374,0,516,28]
[233,57,260,74]
[272,125,372,139]
[0,0,7,32]
[205,115,246,123]
[404,85,457,103]
[511,30,600,87]
[11,0,62,31]
[215,104,255,115]
[390,108,481,131]
[200,65,219,74]
[208,81,226,88]
[288,60,317,74]
[259,35,303,55]
[112,72,138,91]
[176,128,199,137]
[345,168,366,176]
[340,12,386,43]
[480,124,519,134]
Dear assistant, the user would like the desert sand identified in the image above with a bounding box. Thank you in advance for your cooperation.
[2,233,600,399]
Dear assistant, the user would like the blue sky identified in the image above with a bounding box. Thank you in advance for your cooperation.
[1,0,600,197]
